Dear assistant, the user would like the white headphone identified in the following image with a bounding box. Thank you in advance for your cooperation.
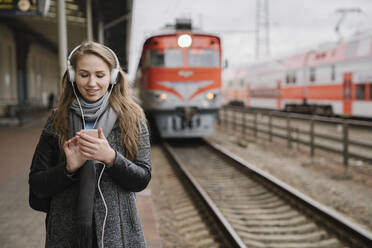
[67,44,120,85]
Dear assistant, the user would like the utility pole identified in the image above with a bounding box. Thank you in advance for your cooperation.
[335,8,361,41]
[86,0,93,41]
[57,0,67,96]
[255,0,270,60]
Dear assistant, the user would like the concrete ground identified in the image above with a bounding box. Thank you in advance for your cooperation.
[0,115,48,248]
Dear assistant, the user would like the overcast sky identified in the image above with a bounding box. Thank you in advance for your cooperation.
[127,0,372,80]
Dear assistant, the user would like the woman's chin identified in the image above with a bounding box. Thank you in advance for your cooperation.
[83,95,100,103]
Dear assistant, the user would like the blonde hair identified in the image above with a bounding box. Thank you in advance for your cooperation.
[54,41,145,160]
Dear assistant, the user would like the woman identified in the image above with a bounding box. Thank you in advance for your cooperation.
[28,41,151,248]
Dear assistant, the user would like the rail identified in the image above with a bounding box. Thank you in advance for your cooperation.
[163,141,247,248]
[164,139,372,247]
[219,106,372,176]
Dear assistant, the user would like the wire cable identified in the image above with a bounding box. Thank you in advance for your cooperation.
[97,163,108,248]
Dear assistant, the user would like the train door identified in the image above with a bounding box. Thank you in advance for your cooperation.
[343,73,352,115]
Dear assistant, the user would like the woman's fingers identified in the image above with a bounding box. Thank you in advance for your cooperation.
[65,137,78,147]
[74,130,111,162]
[78,137,97,149]
[76,132,97,143]
[63,141,70,153]
[79,145,96,155]
[98,128,106,140]
[80,150,95,160]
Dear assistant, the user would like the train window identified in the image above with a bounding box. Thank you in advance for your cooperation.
[150,49,183,67]
[331,65,335,81]
[188,49,219,67]
[286,72,296,84]
[355,84,365,100]
[356,38,371,57]
[309,67,316,83]
[346,41,358,58]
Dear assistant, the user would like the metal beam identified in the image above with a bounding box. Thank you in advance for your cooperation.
[86,0,93,41]
[57,0,68,95]
[98,17,104,43]
[104,12,130,30]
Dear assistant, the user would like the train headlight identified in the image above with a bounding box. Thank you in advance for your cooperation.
[160,93,167,100]
[178,34,192,48]
[150,92,168,102]
[206,92,216,100]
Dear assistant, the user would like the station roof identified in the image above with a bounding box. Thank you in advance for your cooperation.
[1,0,133,71]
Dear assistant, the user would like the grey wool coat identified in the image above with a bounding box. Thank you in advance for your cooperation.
[29,113,151,248]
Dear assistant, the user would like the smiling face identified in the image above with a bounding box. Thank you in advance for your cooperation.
[75,54,111,103]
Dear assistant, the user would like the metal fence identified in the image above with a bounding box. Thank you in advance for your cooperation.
[219,106,372,176]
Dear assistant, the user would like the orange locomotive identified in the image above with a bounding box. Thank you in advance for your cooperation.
[135,19,222,137]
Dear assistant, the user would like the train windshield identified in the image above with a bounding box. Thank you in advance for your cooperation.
[188,48,219,67]
[150,49,183,67]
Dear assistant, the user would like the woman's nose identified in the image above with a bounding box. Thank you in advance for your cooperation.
[87,76,96,86]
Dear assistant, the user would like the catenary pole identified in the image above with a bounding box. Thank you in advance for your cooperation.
[86,0,93,41]
[57,0,68,96]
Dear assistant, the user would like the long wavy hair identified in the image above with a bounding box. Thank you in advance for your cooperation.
[54,41,145,160]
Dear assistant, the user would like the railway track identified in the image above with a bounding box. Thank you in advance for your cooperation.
[150,146,234,248]
[163,139,372,248]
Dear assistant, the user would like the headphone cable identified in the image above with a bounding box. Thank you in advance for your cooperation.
[97,163,108,248]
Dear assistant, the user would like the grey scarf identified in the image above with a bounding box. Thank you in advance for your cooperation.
[69,92,117,247]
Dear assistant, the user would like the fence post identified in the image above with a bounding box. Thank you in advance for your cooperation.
[222,107,226,130]
[295,127,299,150]
[254,112,257,138]
[310,117,314,161]
[221,107,224,129]
[343,119,349,177]
[242,109,245,135]
[226,107,229,131]
[228,107,231,132]
[233,108,237,132]
[268,112,272,142]
[287,114,292,149]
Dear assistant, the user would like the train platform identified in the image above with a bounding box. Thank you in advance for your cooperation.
[0,113,162,248]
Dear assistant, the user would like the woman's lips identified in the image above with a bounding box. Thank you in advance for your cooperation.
[85,89,99,96]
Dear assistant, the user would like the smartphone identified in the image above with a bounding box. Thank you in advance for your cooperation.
[81,129,98,138]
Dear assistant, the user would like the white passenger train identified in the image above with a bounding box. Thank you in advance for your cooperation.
[223,29,372,118]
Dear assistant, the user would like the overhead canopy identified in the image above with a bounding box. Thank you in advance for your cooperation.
[1,0,133,71]
[90,0,133,71]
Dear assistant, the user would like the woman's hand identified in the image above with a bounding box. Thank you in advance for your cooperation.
[63,136,87,173]
[77,128,116,166]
